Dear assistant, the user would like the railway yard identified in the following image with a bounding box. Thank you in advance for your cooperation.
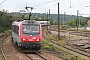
[0,28,62,60]
[1,0,90,60]
[0,25,90,60]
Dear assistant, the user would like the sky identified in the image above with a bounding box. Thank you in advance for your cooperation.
[0,0,90,17]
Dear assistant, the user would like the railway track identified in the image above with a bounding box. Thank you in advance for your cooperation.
[0,31,11,60]
[12,43,48,60]
[49,25,90,38]
[49,29,90,52]
[42,27,90,59]
[25,52,47,60]
[11,35,47,60]
[49,40,90,59]
[48,25,89,34]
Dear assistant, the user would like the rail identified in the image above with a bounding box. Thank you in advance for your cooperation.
[0,32,11,60]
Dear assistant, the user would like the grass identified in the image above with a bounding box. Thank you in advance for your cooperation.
[57,40,66,46]
[0,31,10,60]
[3,39,7,43]
[43,38,88,60]
[43,30,88,60]
[79,30,90,32]
[48,34,55,40]
[78,57,88,60]
[0,54,3,60]
[42,39,54,49]
[66,35,74,39]
[1,37,7,47]
[64,54,77,60]
[5,30,11,32]
[42,39,76,59]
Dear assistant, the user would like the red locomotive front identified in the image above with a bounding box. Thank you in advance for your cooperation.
[12,20,42,51]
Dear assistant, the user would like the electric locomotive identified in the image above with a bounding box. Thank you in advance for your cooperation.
[12,20,42,51]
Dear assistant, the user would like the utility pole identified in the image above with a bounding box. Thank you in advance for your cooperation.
[70,0,71,8]
[79,13,81,28]
[19,11,20,20]
[76,10,79,31]
[63,12,65,25]
[58,2,60,40]
[49,9,50,20]
[43,13,44,20]
[48,9,50,30]
[47,12,49,31]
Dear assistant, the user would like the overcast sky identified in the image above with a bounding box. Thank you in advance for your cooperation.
[0,0,90,17]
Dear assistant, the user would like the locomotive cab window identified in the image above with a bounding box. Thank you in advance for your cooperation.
[22,24,40,36]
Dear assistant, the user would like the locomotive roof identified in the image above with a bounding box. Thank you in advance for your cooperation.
[12,20,40,26]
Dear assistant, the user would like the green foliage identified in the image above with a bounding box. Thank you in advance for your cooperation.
[0,54,3,60]
[66,18,87,27]
[5,30,11,33]
[58,40,66,46]
[80,30,90,32]
[64,55,77,60]
[66,19,77,27]
[66,35,74,39]
[48,34,54,40]
[42,39,49,44]
[24,14,29,19]
[44,45,50,49]
[61,25,71,30]
[0,11,16,33]
[42,39,53,49]
[58,54,63,58]
[10,13,87,26]
[78,57,87,60]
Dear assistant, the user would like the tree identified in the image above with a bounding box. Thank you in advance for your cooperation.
[66,18,87,27]
[66,19,77,27]
[0,11,18,33]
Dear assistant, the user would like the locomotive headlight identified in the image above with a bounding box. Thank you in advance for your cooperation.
[37,39,39,41]
[22,38,26,41]
[21,38,26,41]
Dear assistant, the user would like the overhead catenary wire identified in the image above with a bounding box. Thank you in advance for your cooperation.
[0,0,87,8]
[33,0,57,7]
[0,0,6,5]
[24,0,57,13]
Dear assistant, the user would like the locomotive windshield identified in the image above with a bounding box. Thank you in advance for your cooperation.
[22,24,40,36]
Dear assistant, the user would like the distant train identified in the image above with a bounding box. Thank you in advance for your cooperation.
[11,20,42,51]
[37,21,50,26]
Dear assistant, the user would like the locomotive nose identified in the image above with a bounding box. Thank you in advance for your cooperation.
[19,42,42,51]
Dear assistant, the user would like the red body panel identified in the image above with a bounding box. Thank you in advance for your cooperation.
[19,22,42,42]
